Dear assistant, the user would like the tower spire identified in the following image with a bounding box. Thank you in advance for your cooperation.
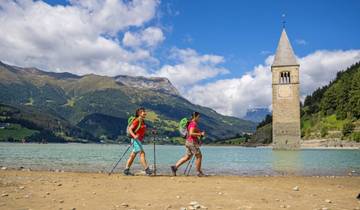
[272,28,298,67]
[282,14,286,29]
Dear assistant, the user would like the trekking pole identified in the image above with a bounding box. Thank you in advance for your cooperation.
[108,144,132,176]
[183,155,193,175]
[152,129,157,176]
[186,155,195,176]
[186,155,196,176]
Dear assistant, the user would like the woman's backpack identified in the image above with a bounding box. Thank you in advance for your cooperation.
[178,118,189,138]
[126,116,142,137]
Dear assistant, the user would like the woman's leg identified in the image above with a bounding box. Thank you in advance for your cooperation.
[125,151,137,169]
[139,151,153,175]
[195,153,202,173]
[139,151,149,169]
[171,144,193,176]
[175,154,192,169]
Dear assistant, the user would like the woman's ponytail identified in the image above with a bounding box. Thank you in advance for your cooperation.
[191,111,200,120]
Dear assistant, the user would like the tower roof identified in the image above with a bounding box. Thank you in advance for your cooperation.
[272,29,299,67]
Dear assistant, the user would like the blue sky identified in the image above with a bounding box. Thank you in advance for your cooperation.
[1,0,360,117]
[157,0,360,77]
[43,0,360,77]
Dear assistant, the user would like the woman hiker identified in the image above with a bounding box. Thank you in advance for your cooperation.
[171,112,206,177]
[123,107,153,176]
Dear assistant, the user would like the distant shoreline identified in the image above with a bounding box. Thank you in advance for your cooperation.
[300,139,360,149]
[0,141,359,149]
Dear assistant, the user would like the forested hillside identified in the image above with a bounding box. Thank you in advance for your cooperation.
[302,62,360,141]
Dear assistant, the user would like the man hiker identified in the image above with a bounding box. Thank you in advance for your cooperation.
[171,112,206,177]
[124,107,153,176]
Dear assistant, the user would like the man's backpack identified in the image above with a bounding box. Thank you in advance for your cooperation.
[126,116,142,137]
[179,118,189,138]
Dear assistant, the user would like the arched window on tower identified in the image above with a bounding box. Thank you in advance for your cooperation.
[287,72,291,83]
[280,71,291,84]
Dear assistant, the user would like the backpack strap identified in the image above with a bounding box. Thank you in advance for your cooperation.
[133,117,142,134]
[185,121,191,138]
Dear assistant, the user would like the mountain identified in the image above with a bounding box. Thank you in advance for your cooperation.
[0,61,256,143]
[243,108,271,123]
[252,61,360,143]
[114,75,180,95]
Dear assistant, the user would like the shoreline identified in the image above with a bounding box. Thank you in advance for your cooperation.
[1,168,359,178]
[1,141,359,150]
[1,170,359,210]
[0,168,358,177]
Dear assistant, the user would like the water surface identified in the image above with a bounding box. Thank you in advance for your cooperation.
[0,143,359,176]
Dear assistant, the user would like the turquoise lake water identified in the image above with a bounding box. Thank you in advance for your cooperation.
[0,143,359,176]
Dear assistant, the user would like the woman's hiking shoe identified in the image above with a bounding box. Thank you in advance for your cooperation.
[170,165,177,176]
[123,168,134,176]
[196,172,208,177]
[145,167,153,176]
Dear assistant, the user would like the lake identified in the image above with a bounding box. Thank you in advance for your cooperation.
[0,143,359,176]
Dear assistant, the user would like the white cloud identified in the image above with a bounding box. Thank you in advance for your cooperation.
[183,50,360,118]
[0,0,159,76]
[70,0,158,35]
[299,50,360,96]
[182,34,193,44]
[123,27,164,48]
[154,48,229,92]
[123,32,142,47]
[295,39,307,45]
[260,50,272,55]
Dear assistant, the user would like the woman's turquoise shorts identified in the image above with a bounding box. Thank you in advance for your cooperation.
[131,139,144,153]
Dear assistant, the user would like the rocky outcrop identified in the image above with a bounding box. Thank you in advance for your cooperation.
[114,75,180,95]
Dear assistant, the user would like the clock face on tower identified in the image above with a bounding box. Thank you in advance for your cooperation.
[277,85,292,99]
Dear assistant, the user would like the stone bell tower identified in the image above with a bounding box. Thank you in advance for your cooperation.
[271,29,301,150]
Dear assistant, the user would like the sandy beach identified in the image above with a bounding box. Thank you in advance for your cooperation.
[0,170,359,210]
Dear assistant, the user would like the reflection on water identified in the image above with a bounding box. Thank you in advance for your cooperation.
[272,150,302,175]
[0,143,359,176]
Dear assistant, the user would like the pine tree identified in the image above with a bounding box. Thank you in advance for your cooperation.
[349,68,360,118]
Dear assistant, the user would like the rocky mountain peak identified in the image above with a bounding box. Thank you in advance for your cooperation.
[114,75,180,95]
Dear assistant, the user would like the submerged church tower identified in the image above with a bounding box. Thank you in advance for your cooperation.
[271,29,301,150]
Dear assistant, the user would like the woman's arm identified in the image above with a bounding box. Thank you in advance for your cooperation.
[189,127,205,137]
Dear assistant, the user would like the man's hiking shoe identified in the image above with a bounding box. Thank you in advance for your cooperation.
[123,168,134,176]
[145,167,153,176]
[170,165,177,176]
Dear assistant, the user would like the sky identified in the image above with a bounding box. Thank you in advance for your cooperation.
[1,0,360,118]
